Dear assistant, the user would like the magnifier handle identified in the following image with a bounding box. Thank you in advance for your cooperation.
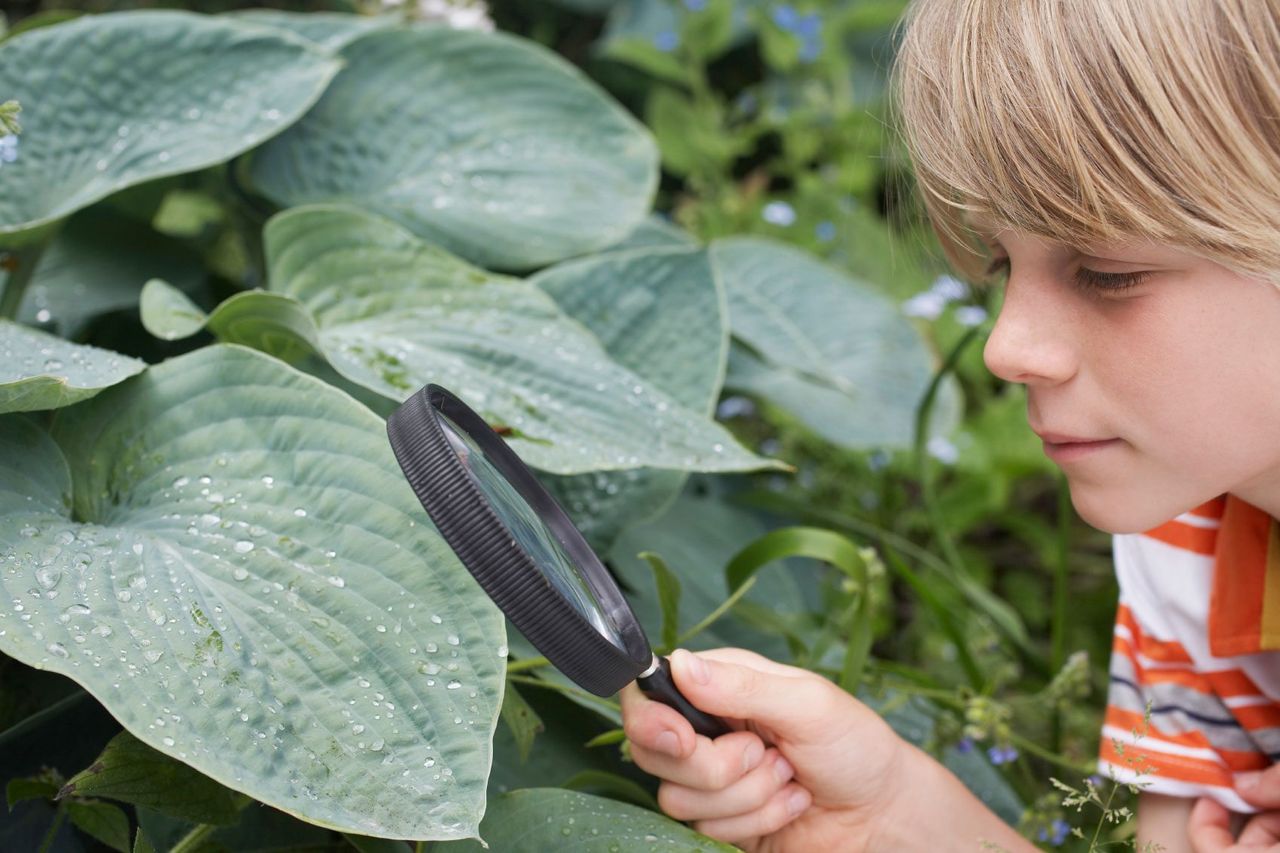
[637,655,732,739]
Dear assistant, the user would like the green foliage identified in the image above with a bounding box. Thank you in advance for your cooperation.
[0,1,1131,851]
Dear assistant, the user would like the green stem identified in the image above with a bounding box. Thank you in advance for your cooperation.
[505,656,550,675]
[170,823,216,853]
[1051,474,1072,753]
[36,804,66,853]
[672,576,758,649]
[506,675,620,715]
[0,240,48,321]
[912,326,983,594]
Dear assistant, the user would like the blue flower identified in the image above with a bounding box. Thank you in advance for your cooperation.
[0,134,18,166]
[794,11,821,39]
[954,305,988,327]
[716,396,756,419]
[929,274,968,302]
[955,736,975,754]
[902,290,947,320]
[653,30,679,52]
[815,220,836,242]
[762,200,797,227]
[1037,819,1071,846]
[927,436,959,465]
[683,0,708,9]
[771,4,799,31]
[987,744,1019,765]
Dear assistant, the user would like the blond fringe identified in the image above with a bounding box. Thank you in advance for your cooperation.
[891,0,1280,285]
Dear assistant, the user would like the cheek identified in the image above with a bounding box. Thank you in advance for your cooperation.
[1084,281,1280,521]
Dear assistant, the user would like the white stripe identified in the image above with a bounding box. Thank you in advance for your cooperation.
[1098,761,1256,814]
[1101,725,1221,763]
[1224,694,1275,708]
[1173,512,1220,530]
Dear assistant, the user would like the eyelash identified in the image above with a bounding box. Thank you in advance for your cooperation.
[985,256,1151,293]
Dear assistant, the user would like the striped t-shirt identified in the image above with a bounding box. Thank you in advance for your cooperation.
[1100,494,1280,812]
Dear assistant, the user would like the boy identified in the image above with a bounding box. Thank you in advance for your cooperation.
[619,1,1280,850]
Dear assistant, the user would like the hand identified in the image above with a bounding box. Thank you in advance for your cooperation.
[1189,766,1280,851]
[621,648,906,851]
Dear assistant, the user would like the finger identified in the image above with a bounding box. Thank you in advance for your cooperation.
[630,729,766,791]
[1236,812,1280,845]
[1237,768,1280,810]
[620,683,698,759]
[668,648,852,742]
[692,782,812,846]
[694,647,816,679]
[658,749,795,821]
[1188,797,1235,852]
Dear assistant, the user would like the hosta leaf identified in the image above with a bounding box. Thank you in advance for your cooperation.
[18,207,207,339]
[248,27,658,270]
[138,280,207,342]
[0,345,505,840]
[0,320,145,413]
[532,247,725,549]
[603,214,696,253]
[150,205,778,476]
[441,788,736,852]
[228,9,398,50]
[713,237,956,449]
[0,10,340,243]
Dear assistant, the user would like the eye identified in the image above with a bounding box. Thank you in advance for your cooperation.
[1073,267,1151,293]
[984,255,1010,280]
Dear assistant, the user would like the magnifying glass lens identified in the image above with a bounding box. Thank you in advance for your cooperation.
[436,412,627,650]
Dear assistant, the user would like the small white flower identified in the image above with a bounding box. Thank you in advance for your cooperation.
[927,436,959,464]
[410,0,495,31]
[954,305,988,327]
[929,274,968,302]
[761,201,796,227]
[902,290,946,320]
[0,134,18,166]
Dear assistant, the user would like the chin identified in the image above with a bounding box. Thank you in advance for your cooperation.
[1065,487,1167,535]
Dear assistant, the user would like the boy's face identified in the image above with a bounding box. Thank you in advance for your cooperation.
[982,229,1280,533]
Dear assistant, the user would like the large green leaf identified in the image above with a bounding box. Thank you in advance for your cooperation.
[0,345,505,840]
[248,27,658,271]
[441,788,736,852]
[713,237,957,449]
[0,320,146,413]
[18,207,207,339]
[228,9,398,50]
[143,205,779,476]
[533,246,727,550]
[0,10,340,243]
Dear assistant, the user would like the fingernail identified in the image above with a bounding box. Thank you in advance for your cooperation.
[1237,771,1261,791]
[773,756,794,783]
[742,740,764,773]
[655,730,681,757]
[682,651,710,685]
[787,789,810,816]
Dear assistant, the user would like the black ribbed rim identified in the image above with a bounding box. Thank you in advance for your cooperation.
[385,384,652,697]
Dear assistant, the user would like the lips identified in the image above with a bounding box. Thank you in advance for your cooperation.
[1034,431,1115,445]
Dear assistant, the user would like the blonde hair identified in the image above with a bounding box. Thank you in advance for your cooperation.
[892,0,1280,285]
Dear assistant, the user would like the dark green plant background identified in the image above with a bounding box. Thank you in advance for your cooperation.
[0,1,1127,851]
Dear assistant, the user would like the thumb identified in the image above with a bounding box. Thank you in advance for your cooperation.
[668,648,850,744]
[1235,765,1280,809]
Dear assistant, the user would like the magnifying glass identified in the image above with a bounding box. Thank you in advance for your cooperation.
[385,383,730,739]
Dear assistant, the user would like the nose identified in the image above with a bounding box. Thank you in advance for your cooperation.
[982,273,1079,386]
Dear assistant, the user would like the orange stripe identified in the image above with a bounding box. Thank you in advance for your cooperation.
[1104,707,1271,772]
[1114,608,1194,664]
[1188,496,1228,520]
[1205,669,1266,700]
[1210,497,1272,656]
[1144,519,1217,556]
[1261,518,1280,648]
[1099,735,1234,787]
[1232,703,1280,731]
